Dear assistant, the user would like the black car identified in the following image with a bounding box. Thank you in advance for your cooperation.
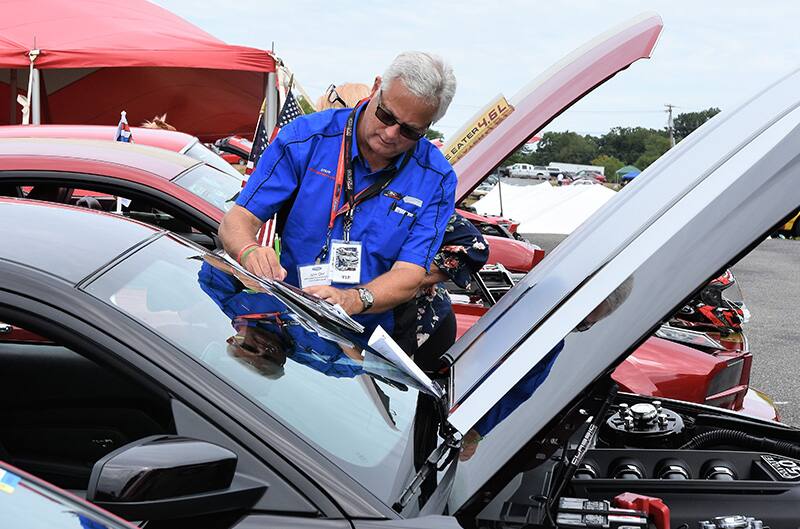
[4,14,800,529]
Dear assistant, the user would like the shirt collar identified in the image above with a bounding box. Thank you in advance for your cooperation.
[349,102,412,172]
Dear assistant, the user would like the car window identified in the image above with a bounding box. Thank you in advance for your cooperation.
[184,141,245,179]
[16,181,217,248]
[0,466,133,529]
[84,236,420,506]
[0,337,174,491]
[172,164,242,213]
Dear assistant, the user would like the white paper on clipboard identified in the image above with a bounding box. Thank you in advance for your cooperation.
[367,326,444,399]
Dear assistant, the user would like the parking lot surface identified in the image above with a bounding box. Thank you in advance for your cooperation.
[733,238,800,425]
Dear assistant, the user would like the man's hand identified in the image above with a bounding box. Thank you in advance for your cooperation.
[241,245,287,280]
[304,286,362,315]
[220,206,286,279]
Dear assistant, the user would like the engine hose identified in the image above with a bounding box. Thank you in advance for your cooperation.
[681,428,800,458]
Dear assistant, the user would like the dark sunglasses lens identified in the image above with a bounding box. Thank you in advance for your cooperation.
[376,105,424,140]
[399,125,424,141]
[375,104,395,127]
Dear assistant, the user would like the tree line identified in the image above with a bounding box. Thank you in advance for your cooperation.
[501,107,721,181]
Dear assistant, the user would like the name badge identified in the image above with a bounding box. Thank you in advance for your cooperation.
[298,263,331,288]
[329,239,362,284]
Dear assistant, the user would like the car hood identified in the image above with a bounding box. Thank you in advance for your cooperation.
[452,13,662,203]
[443,59,800,511]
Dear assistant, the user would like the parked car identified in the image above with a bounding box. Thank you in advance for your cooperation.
[0,124,244,180]
[780,210,800,237]
[570,176,600,185]
[575,169,606,182]
[0,138,240,249]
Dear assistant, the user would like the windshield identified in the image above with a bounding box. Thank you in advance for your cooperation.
[0,466,130,529]
[84,235,421,506]
[172,163,242,212]
[184,141,244,179]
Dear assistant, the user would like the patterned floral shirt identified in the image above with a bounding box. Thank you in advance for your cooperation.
[416,213,489,346]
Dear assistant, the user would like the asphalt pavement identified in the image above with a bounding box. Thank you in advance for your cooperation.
[522,233,800,426]
[732,238,800,425]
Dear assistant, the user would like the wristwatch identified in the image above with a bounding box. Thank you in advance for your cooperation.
[356,287,374,312]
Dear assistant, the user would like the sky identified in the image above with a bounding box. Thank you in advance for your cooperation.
[153,1,800,141]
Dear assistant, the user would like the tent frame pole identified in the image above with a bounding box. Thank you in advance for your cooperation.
[265,72,278,133]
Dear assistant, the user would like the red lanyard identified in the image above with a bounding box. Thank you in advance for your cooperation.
[318,100,411,261]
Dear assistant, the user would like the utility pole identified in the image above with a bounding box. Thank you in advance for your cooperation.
[665,103,676,147]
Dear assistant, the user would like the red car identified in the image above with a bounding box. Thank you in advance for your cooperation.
[0,124,244,180]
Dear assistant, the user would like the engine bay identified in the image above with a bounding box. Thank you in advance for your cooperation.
[474,395,800,529]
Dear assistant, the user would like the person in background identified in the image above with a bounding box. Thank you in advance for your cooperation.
[316,83,371,110]
[141,114,176,131]
[414,214,488,370]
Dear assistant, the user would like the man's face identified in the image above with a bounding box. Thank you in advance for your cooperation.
[360,78,437,161]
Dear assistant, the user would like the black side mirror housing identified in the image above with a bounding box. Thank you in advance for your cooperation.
[87,435,266,521]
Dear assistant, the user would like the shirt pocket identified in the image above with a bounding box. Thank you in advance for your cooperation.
[366,195,421,266]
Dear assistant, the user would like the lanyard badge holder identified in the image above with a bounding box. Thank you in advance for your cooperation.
[299,101,409,288]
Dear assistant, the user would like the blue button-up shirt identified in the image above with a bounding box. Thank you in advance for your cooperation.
[236,106,457,333]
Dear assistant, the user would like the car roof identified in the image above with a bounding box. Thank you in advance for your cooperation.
[0,137,201,180]
[0,125,196,153]
[0,198,158,284]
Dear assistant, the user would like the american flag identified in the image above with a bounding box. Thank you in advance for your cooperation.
[245,99,269,176]
[276,90,303,129]
[114,110,134,143]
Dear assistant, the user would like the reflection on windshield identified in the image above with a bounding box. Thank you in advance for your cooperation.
[459,278,632,462]
[184,142,244,179]
[172,163,242,212]
[85,236,421,505]
[0,467,124,529]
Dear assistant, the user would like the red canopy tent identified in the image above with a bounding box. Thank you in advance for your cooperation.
[0,1,277,141]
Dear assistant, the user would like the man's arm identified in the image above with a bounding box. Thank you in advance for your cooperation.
[219,205,286,280]
[305,261,426,315]
[218,120,304,280]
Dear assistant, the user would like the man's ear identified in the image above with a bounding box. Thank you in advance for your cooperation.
[370,76,382,97]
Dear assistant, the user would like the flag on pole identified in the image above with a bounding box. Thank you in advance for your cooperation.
[245,99,269,177]
[252,77,305,250]
[270,90,303,142]
[114,111,134,143]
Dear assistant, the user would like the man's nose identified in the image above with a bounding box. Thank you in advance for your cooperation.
[384,123,402,140]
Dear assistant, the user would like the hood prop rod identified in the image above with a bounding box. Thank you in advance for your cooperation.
[392,427,462,513]
[548,384,618,512]
[392,394,461,513]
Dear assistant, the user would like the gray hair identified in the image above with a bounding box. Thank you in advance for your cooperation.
[382,51,456,123]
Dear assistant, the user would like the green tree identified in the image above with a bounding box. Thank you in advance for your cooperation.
[591,154,624,183]
[634,135,671,170]
[598,127,668,165]
[672,107,721,141]
[528,131,599,165]
[425,128,445,141]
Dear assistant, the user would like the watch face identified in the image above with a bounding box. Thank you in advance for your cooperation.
[360,288,374,308]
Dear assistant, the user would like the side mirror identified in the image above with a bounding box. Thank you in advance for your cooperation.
[86,435,266,521]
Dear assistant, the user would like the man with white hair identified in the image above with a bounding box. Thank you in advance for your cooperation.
[219,51,457,350]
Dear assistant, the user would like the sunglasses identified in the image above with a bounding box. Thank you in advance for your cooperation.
[375,91,428,141]
[325,84,348,108]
